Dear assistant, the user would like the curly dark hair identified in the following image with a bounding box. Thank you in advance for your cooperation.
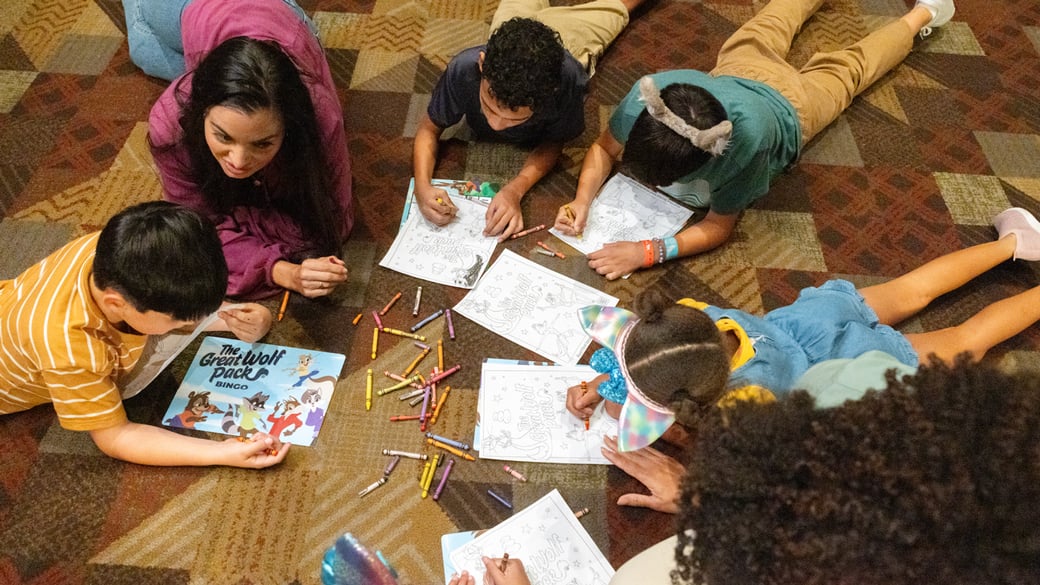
[172,36,342,260]
[623,290,729,427]
[481,17,565,112]
[674,356,1040,585]
[622,83,727,187]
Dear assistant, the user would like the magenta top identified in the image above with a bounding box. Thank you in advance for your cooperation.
[148,0,354,299]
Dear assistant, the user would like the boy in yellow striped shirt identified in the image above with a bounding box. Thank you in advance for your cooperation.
[0,201,287,467]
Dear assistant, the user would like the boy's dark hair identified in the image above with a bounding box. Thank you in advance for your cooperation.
[93,201,228,321]
[174,36,342,259]
[623,290,729,427]
[482,18,565,113]
[674,356,1040,585]
[622,83,727,187]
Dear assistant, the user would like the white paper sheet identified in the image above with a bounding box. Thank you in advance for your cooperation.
[447,489,614,585]
[380,179,499,288]
[549,173,694,255]
[453,250,618,365]
[478,363,613,464]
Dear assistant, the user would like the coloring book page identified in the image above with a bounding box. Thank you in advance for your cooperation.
[453,250,618,365]
[380,179,498,289]
[478,363,614,464]
[447,489,614,585]
[162,337,345,446]
[549,173,694,255]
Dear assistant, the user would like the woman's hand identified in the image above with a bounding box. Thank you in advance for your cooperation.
[276,256,348,298]
[601,435,685,513]
[553,200,589,237]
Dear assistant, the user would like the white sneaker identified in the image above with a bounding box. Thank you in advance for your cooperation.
[915,0,955,37]
[993,208,1040,261]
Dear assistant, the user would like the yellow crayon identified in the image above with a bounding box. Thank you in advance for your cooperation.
[402,347,431,377]
[382,327,427,342]
[420,460,432,491]
[371,327,379,360]
[437,338,444,371]
[366,368,373,411]
[423,453,440,498]
[427,437,475,461]
[431,385,451,425]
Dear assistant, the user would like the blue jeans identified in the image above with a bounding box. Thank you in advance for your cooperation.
[122,0,317,81]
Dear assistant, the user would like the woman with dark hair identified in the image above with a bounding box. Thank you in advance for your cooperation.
[125,0,353,299]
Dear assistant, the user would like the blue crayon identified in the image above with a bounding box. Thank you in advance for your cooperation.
[425,432,470,451]
[410,308,445,332]
[487,489,513,509]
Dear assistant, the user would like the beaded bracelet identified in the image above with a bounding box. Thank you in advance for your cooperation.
[652,238,666,265]
[641,239,655,268]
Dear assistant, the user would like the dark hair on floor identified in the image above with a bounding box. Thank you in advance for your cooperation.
[674,355,1040,585]
[174,36,342,258]
[622,83,727,187]
[482,17,565,112]
[93,201,227,321]
[623,289,729,427]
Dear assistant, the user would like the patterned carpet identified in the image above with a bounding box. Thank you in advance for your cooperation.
[3,0,1040,583]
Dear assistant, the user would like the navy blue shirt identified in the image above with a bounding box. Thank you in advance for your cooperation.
[427,46,587,146]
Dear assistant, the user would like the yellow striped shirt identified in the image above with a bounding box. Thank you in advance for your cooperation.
[0,233,147,430]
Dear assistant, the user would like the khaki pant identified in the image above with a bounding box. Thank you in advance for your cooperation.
[711,0,914,144]
[490,0,630,75]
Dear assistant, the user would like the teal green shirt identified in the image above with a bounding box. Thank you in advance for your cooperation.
[609,70,800,215]
[795,350,918,409]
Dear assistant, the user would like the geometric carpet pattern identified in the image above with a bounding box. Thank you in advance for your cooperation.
[3,0,1040,583]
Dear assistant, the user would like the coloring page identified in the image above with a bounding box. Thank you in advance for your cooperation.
[447,489,614,585]
[453,250,618,365]
[549,173,694,255]
[380,179,498,289]
[478,363,614,464]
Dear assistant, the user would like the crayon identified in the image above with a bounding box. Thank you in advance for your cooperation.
[382,327,427,342]
[445,308,455,340]
[423,453,440,498]
[536,240,566,259]
[377,375,422,396]
[432,458,455,500]
[426,438,475,461]
[402,347,431,377]
[414,341,430,350]
[533,248,556,257]
[412,286,423,316]
[410,308,444,332]
[371,310,383,331]
[399,387,427,401]
[500,553,510,573]
[437,338,444,370]
[487,489,513,509]
[564,205,582,240]
[409,394,425,407]
[430,367,438,406]
[419,460,432,491]
[389,414,430,422]
[426,432,470,451]
[371,327,379,360]
[382,449,428,460]
[430,385,451,425]
[423,364,461,387]
[419,389,431,432]
[379,291,402,315]
[574,507,590,519]
[508,223,546,240]
[383,455,400,477]
[584,418,590,431]
[352,312,363,326]
[503,465,527,482]
[359,476,387,497]
[366,368,373,411]
[277,290,290,321]
[384,370,422,389]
